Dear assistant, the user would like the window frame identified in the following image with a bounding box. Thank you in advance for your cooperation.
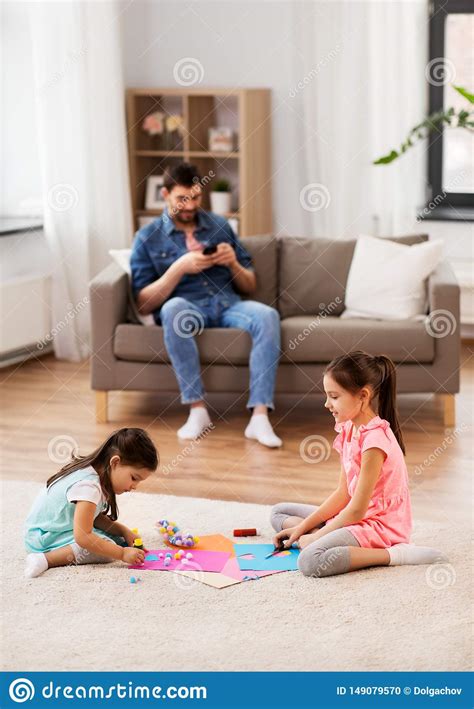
[426,0,474,217]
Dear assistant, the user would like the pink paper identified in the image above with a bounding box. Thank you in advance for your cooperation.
[220,556,284,581]
[129,549,230,573]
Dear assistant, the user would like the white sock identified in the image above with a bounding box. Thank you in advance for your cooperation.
[245,413,282,448]
[24,552,48,578]
[388,543,448,566]
[177,406,212,440]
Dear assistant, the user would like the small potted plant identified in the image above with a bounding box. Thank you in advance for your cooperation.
[210,178,232,215]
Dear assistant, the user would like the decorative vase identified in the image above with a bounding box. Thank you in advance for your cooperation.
[210,191,231,215]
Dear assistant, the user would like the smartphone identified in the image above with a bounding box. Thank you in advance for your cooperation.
[202,244,217,255]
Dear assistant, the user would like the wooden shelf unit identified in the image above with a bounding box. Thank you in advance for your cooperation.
[126,88,272,237]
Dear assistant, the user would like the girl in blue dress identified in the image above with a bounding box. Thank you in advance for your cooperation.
[24,428,158,578]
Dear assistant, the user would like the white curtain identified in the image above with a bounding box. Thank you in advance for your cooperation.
[290,0,428,238]
[29,0,132,360]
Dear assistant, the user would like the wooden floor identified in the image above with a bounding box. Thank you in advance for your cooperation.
[1,345,472,524]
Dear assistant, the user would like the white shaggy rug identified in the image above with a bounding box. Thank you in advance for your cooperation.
[1,481,471,672]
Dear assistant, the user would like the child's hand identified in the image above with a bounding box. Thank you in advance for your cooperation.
[122,547,146,565]
[123,528,147,550]
[273,524,305,549]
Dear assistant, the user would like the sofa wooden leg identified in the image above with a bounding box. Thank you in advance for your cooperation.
[440,393,455,427]
[95,391,108,424]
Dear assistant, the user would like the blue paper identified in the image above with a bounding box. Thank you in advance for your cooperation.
[144,553,159,561]
[234,543,299,571]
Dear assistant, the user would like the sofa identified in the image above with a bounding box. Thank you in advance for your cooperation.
[89,233,460,426]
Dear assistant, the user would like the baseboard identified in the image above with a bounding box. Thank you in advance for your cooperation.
[0,343,53,369]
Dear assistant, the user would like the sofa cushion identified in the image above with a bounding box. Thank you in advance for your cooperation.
[342,236,443,320]
[280,316,434,364]
[240,234,278,306]
[114,315,435,367]
[278,234,429,319]
[114,324,252,365]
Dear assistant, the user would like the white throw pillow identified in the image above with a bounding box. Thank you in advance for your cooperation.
[109,249,155,326]
[341,236,443,320]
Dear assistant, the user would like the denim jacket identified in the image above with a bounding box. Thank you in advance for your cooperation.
[130,209,254,315]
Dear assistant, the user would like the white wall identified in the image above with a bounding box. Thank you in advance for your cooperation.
[119,0,473,260]
[3,1,472,269]
[120,0,305,237]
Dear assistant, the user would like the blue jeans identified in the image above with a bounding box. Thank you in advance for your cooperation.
[159,294,281,409]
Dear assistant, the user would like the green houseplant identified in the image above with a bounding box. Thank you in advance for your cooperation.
[373,85,473,165]
[210,178,232,215]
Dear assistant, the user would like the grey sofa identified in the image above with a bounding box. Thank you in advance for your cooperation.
[90,234,460,425]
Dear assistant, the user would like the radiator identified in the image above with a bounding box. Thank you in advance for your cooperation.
[0,274,52,366]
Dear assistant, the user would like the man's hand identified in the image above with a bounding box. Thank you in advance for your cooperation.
[176,251,216,275]
[211,243,238,268]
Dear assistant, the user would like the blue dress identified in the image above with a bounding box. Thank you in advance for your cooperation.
[24,466,123,553]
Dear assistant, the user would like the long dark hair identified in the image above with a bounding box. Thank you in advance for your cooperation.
[46,428,159,520]
[324,351,405,454]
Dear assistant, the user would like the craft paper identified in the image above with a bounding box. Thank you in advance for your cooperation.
[192,534,236,555]
[163,533,235,555]
[234,543,300,571]
[173,570,241,589]
[221,556,284,581]
[169,536,284,589]
[174,557,284,589]
[129,549,230,573]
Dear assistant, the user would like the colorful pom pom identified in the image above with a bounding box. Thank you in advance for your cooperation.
[156,519,199,548]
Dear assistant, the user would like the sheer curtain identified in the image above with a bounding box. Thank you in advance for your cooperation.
[29,0,132,360]
[291,0,428,238]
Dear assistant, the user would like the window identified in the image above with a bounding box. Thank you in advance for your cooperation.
[427,0,474,218]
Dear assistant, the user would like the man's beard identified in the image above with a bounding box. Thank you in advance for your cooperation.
[176,209,196,222]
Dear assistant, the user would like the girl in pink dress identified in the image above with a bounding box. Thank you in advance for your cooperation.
[270,351,446,577]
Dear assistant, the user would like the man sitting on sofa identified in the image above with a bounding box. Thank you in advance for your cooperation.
[131,163,282,448]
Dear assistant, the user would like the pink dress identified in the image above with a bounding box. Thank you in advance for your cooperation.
[332,416,412,548]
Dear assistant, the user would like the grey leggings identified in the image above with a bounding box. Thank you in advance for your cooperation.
[270,502,360,578]
[68,533,127,565]
[70,542,112,565]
